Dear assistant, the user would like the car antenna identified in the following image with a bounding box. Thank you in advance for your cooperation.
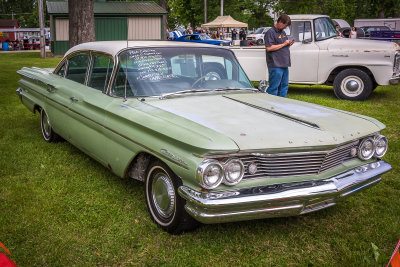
[123,38,128,102]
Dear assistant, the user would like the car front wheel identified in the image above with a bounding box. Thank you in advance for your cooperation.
[145,160,198,234]
[256,39,263,45]
[333,69,373,100]
[40,108,62,142]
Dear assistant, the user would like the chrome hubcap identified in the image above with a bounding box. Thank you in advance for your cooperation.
[341,76,364,96]
[42,111,51,137]
[152,172,175,219]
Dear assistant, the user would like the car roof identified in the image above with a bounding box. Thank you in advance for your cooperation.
[65,41,224,57]
[289,14,330,20]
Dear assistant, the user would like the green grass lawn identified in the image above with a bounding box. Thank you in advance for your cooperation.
[1,52,399,266]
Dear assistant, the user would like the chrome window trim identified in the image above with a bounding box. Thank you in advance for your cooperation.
[53,49,116,94]
[86,51,114,93]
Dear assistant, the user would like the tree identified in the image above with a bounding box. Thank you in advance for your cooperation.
[159,0,167,40]
[68,0,95,48]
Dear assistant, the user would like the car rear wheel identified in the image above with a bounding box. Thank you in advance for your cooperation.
[40,108,62,142]
[333,69,373,100]
[145,160,198,234]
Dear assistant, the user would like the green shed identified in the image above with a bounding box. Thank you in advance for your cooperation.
[47,1,168,55]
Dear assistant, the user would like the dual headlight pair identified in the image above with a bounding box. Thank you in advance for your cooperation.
[196,158,245,189]
[358,134,388,160]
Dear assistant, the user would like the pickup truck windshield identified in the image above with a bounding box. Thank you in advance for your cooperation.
[113,47,253,97]
[314,17,337,41]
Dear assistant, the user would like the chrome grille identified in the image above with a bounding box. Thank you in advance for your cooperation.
[394,53,400,74]
[239,142,357,179]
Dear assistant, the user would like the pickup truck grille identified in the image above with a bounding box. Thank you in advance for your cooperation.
[239,142,358,179]
[394,52,400,74]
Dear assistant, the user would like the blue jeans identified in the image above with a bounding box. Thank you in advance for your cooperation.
[267,67,289,97]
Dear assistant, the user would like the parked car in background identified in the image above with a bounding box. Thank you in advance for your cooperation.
[332,19,351,29]
[232,14,400,100]
[247,27,271,45]
[172,33,232,46]
[16,41,392,234]
[359,26,391,38]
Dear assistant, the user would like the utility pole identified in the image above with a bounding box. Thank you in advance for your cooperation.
[204,0,207,23]
[220,0,223,16]
[38,0,46,58]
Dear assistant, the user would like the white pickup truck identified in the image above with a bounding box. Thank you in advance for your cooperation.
[231,15,400,100]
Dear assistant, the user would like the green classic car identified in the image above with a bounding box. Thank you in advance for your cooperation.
[16,41,391,234]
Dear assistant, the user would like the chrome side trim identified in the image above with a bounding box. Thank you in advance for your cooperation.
[178,160,391,224]
[15,81,189,170]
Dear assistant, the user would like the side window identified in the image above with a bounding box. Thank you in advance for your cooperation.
[88,54,114,91]
[57,63,66,77]
[286,21,312,42]
[65,54,89,84]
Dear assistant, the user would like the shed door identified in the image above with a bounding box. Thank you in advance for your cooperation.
[128,16,161,40]
[95,17,127,41]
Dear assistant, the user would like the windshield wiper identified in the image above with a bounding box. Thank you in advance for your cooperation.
[214,87,258,92]
[160,89,211,99]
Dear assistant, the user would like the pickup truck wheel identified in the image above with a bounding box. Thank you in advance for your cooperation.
[333,69,373,100]
[40,109,62,142]
[145,160,198,234]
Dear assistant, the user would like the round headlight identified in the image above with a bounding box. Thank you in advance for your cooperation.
[196,160,224,189]
[374,135,388,157]
[223,158,245,186]
[358,137,376,160]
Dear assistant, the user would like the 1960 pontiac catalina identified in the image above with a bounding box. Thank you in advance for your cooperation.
[16,41,391,234]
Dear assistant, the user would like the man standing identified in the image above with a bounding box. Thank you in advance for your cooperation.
[264,14,294,97]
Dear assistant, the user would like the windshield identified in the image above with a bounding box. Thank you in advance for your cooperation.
[200,34,212,40]
[314,17,337,41]
[113,47,253,97]
[254,28,265,34]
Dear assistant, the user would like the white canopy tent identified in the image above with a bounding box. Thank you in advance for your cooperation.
[201,15,248,28]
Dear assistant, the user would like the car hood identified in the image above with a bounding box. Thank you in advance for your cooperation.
[327,38,398,53]
[146,93,384,152]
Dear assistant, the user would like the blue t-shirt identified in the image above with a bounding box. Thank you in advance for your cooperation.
[264,26,291,68]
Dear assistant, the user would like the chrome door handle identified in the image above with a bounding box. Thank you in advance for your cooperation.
[70,97,79,102]
[47,85,56,93]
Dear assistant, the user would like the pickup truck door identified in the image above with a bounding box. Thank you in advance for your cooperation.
[287,21,319,83]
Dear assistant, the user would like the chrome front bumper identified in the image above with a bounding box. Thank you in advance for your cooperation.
[179,160,391,224]
[390,74,400,84]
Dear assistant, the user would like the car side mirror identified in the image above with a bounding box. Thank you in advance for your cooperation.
[258,80,268,92]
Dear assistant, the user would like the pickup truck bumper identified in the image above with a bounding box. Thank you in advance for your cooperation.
[178,160,391,224]
[390,73,400,84]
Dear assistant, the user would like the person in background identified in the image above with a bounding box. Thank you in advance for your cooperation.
[336,25,343,37]
[264,14,294,97]
[232,29,237,40]
[350,27,357,39]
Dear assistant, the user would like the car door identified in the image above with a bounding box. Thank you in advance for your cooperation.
[61,52,115,165]
[287,20,319,83]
